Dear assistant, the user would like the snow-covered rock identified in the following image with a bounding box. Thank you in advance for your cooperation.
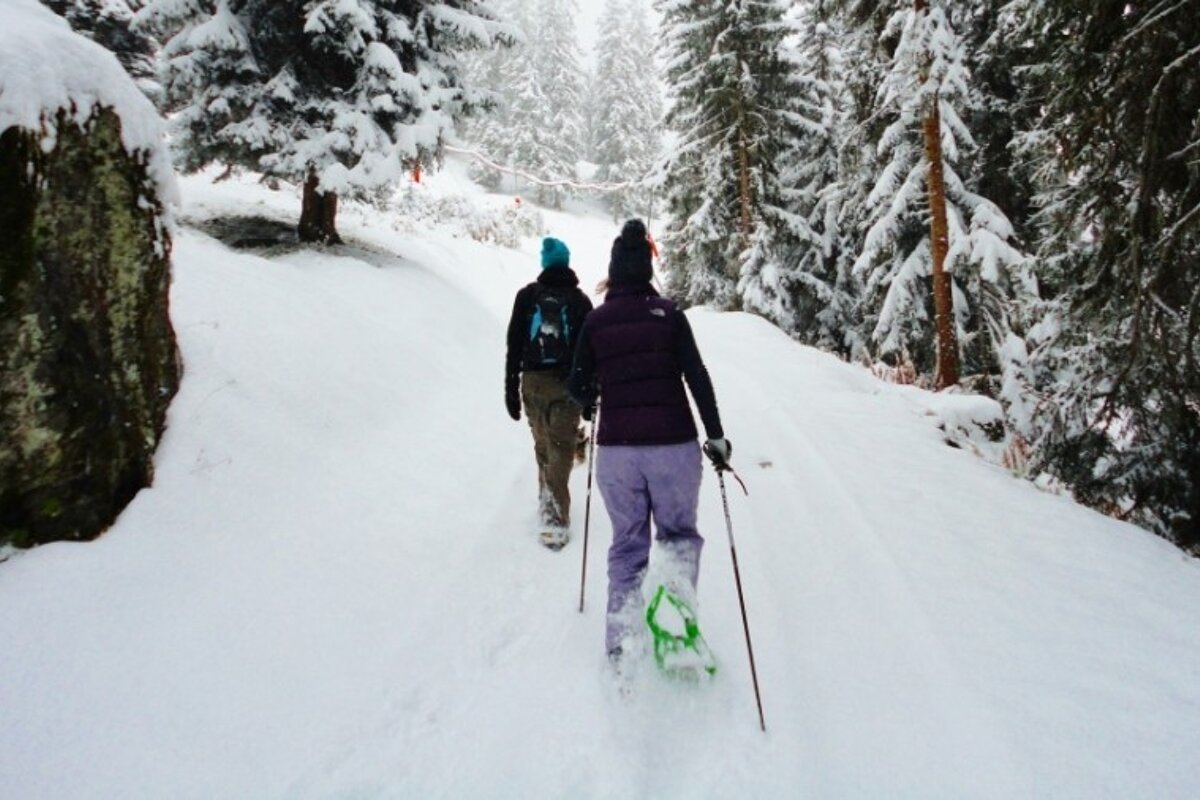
[0,0,179,546]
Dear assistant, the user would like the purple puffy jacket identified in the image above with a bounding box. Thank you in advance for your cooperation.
[567,284,723,447]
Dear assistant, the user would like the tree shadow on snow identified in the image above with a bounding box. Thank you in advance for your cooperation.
[187,214,301,254]
[184,214,413,270]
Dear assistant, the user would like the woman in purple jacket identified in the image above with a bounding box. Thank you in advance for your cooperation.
[567,219,732,662]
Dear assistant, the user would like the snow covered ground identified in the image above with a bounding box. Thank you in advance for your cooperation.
[2,161,1199,799]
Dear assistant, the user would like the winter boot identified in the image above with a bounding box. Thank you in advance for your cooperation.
[540,527,570,551]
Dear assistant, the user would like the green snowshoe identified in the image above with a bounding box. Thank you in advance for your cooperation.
[646,584,717,680]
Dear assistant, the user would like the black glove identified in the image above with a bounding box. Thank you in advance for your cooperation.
[506,385,521,421]
[581,404,595,422]
[704,437,732,469]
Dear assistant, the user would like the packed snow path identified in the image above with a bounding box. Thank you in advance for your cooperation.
[2,171,1199,799]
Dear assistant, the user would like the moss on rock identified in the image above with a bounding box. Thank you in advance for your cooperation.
[0,108,180,547]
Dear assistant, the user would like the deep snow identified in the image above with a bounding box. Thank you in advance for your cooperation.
[2,161,1199,799]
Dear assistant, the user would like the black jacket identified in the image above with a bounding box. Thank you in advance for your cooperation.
[505,267,594,396]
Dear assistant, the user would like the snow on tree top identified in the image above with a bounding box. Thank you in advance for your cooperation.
[0,0,176,207]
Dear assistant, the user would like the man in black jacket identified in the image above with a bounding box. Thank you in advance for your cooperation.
[505,237,594,549]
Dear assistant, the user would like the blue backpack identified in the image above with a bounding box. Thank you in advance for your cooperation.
[523,286,572,370]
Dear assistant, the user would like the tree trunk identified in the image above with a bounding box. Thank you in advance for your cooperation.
[731,85,752,312]
[298,170,343,245]
[915,0,959,389]
[737,127,752,242]
[922,93,960,389]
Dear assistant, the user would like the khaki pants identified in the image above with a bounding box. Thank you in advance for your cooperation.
[521,371,581,530]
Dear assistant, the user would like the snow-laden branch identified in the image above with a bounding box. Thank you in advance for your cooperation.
[1121,0,1194,44]
[443,144,660,193]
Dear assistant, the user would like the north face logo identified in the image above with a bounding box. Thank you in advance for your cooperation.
[649,308,666,317]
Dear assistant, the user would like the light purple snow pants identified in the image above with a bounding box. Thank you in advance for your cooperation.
[596,441,704,654]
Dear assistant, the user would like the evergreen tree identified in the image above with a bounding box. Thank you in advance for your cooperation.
[654,0,709,302]
[462,0,523,190]
[43,0,160,103]
[502,10,557,203]
[949,0,1041,417]
[1003,0,1200,551]
[591,0,662,222]
[138,0,506,243]
[657,0,806,310]
[744,0,862,355]
[460,0,584,207]
[816,0,894,363]
[589,0,622,164]
[849,1,1031,388]
[957,0,1038,245]
[528,0,585,208]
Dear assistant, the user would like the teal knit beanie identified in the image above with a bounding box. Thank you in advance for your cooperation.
[541,237,570,270]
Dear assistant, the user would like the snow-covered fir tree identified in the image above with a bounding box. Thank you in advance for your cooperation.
[461,0,524,189]
[957,0,1038,246]
[1001,0,1200,552]
[590,0,662,222]
[657,0,807,310]
[43,0,160,103]
[849,1,1032,389]
[527,0,585,208]
[460,0,584,207]
[502,12,558,204]
[137,0,507,243]
[741,0,862,356]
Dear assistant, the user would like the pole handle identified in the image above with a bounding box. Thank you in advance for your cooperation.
[702,442,749,496]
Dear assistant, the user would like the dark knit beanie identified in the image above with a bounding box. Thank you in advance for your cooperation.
[608,219,653,286]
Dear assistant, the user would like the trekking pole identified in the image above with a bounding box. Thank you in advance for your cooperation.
[578,414,597,613]
[705,445,765,732]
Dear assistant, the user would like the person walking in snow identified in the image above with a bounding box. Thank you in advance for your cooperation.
[567,219,731,662]
[505,237,595,549]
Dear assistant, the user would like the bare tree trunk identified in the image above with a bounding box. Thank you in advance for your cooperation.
[738,127,752,242]
[322,188,339,241]
[298,171,320,241]
[298,170,343,245]
[922,95,960,389]
[917,0,959,389]
[730,87,752,312]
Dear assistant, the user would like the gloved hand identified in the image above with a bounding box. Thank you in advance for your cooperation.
[581,404,596,422]
[704,437,732,469]
[505,386,521,421]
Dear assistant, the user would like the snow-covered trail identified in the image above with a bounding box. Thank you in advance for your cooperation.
[695,312,1200,797]
[2,171,1199,799]
[699,323,1026,797]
